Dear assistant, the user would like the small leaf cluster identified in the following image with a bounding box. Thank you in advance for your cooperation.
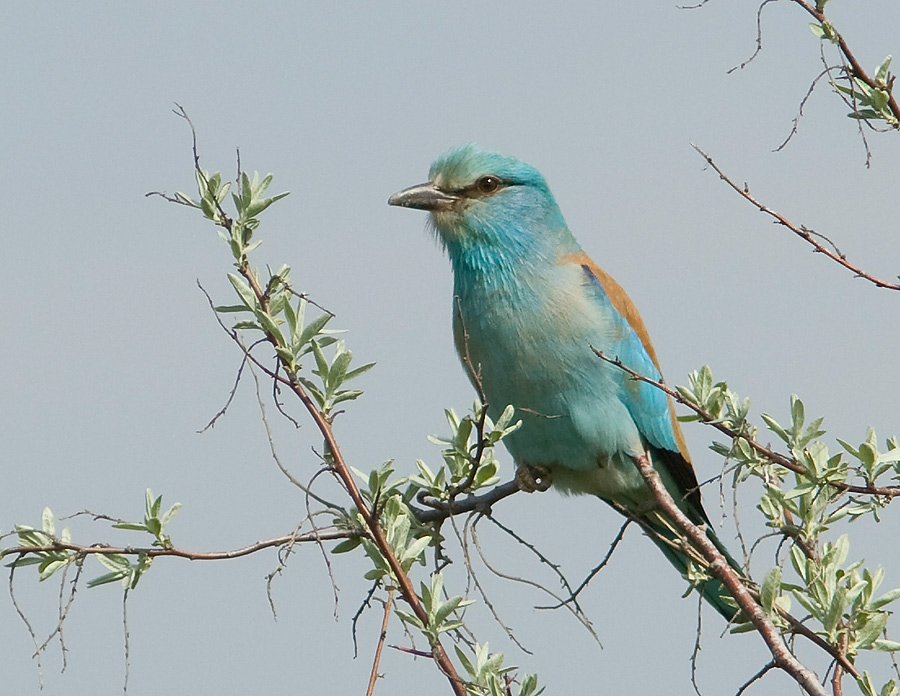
[175,169,288,263]
[4,490,180,590]
[412,403,520,498]
[394,572,472,644]
[678,367,900,670]
[788,535,900,657]
[88,551,153,590]
[858,671,899,696]
[223,266,375,413]
[333,462,433,583]
[296,338,374,417]
[833,56,898,127]
[455,642,542,696]
[112,488,181,549]
[7,508,73,581]
[179,165,373,418]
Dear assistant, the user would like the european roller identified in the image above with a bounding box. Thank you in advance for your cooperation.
[389,145,740,620]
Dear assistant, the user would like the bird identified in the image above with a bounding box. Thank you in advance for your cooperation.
[388,144,741,620]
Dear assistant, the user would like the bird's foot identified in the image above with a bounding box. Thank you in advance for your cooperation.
[516,464,553,493]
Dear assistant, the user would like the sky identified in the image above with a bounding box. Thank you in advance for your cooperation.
[2,3,900,695]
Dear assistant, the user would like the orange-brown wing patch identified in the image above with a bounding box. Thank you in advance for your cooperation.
[560,250,692,465]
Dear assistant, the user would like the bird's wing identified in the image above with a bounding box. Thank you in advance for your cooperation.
[562,252,705,516]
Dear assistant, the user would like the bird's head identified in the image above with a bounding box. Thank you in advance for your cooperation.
[388,145,573,260]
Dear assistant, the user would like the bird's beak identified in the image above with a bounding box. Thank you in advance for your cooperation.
[388,182,458,211]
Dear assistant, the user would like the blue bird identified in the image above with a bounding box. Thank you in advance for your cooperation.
[389,145,740,619]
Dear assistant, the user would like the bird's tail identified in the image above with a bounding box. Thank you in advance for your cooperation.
[639,510,744,622]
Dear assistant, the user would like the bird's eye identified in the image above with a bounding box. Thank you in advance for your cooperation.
[475,175,502,194]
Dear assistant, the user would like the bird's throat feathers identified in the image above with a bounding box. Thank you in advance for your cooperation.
[423,144,580,290]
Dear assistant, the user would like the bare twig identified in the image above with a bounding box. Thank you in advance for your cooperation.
[122,589,131,695]
[735,661,776,696]
[468,514,600,646]
[534,519,630,610]
[366,590,394,696]
[459,513,532,654]
[693,145,900,291]
[774,67,835,151]
[727,0,779,74]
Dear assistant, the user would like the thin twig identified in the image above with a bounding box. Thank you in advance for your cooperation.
[735,661,776,696]
[366,590,394,696]
[459,513,532,654]
[727,0,779,74]
[693,145,900,291]
[534,519,630,610]
[413,480,522,524]
[469,514,601,645]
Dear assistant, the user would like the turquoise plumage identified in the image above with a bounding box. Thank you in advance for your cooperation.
[389,145,740,619]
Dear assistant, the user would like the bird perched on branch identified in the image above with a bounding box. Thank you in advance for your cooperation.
[389,144,741,620]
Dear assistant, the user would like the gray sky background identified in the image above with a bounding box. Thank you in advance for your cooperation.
[3,3,900,695]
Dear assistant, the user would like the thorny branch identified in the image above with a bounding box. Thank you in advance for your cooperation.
[693,145,900,292]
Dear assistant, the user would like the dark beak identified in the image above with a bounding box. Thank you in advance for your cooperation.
[388,182,458,211]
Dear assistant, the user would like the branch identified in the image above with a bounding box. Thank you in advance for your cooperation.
[167,116,469,694]
[1,528,357,564]
[591,347,900,499]
[413,480,521,524]
[630,451,828,696]
[693,145,900,291]
[787,0,900,127]
[366,590,394,696]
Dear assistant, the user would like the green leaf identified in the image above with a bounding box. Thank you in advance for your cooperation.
[256,309,286,346]
[87,571,129,588]
[39,558,68,581]
[761,413,790,444]
[331,537,361,554]
[856,611,889,649]
[113,522,149,532]
[214,304,251,314]
[870,639,900,653]
[227,273,258,310]
[344,362,375,382]
[297,311,332,347]
[858,672,878,696]
[760,566,782,613]
[875,55,893,86]
[871,586,900,610]
[95,553,130,572]
[161,502,181,527]
[41,508,55,537]
[394,609,423,630]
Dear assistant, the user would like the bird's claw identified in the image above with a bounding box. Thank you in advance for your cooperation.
[516,464,552,493]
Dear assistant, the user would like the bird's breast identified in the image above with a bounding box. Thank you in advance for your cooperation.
[451,264,645,475]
